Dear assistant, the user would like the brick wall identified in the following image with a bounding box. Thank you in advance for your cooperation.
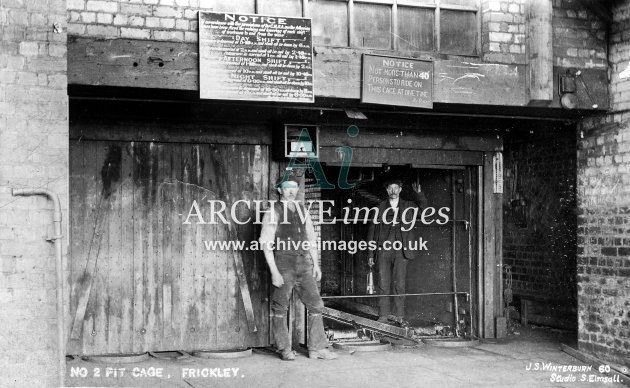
[66,0,606,69]
[503,130,577,307]
[553,0,607,69]
[0,0,69,386]
[481,0,527,64]
[67,0,204,42]
[576,0,630,368]
[481,0,605,66]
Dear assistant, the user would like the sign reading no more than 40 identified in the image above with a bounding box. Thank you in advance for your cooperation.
[199,12,314,103]
[361,54,433,109]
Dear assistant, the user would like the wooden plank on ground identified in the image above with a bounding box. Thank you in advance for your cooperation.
[322,307,414,339]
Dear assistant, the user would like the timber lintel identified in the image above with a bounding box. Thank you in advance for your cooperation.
[68,36,608,111]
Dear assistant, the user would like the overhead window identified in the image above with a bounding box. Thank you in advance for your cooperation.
[311,0,348,46]
[258,0,302,17]
[204,0,256,13]
[352,2,392,49]
[439,0,478,55]
[397,5,434,51]
[307,0,480,55]
[202,0,479,55]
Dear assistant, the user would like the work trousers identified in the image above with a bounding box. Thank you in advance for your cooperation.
[270,253,328,351]
[377,248,408,318]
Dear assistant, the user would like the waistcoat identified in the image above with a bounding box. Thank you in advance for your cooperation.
[274,202,309,256]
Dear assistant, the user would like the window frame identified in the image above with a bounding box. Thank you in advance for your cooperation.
[245,0,481,55]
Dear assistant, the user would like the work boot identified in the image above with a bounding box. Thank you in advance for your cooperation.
[308,348,338,360]
[279,349,296,361]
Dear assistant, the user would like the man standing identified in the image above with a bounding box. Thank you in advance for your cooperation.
[367,178,428,324]
[259,178,337,361]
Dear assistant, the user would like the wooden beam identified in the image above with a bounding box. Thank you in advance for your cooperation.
[68,36,198,90]
[319,127,503,152]
[67,37,527,106]
[482,152,502,338]
[67,36,607,110]
[319,147,484,166]
[69,119,272,145]
[527,0,554,105]
[433,60,527,106]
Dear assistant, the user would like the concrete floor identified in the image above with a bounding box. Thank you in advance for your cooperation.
[65,327,627,388]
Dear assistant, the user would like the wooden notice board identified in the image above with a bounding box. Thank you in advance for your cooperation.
[199,12,314,103]
[361,54,433,109]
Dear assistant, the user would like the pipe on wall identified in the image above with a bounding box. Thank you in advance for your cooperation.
[12,188,65,387]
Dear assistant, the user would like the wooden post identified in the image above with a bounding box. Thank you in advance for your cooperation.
[527,0,553,105]
[482,152,503,338]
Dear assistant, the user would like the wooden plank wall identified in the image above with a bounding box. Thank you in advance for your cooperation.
[68,140,270,355]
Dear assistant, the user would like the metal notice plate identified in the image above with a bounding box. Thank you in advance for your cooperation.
[199,12,314,103]
[361,54,433,109]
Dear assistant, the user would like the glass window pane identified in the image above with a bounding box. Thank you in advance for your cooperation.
[352,3,391,49]
[440,10,476,55]
[398,6,433,51]
[442,0,477,7]
[201,0,255,14]
[398,0,435,5]
[311,0,349,46]
[258,0,302,17]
